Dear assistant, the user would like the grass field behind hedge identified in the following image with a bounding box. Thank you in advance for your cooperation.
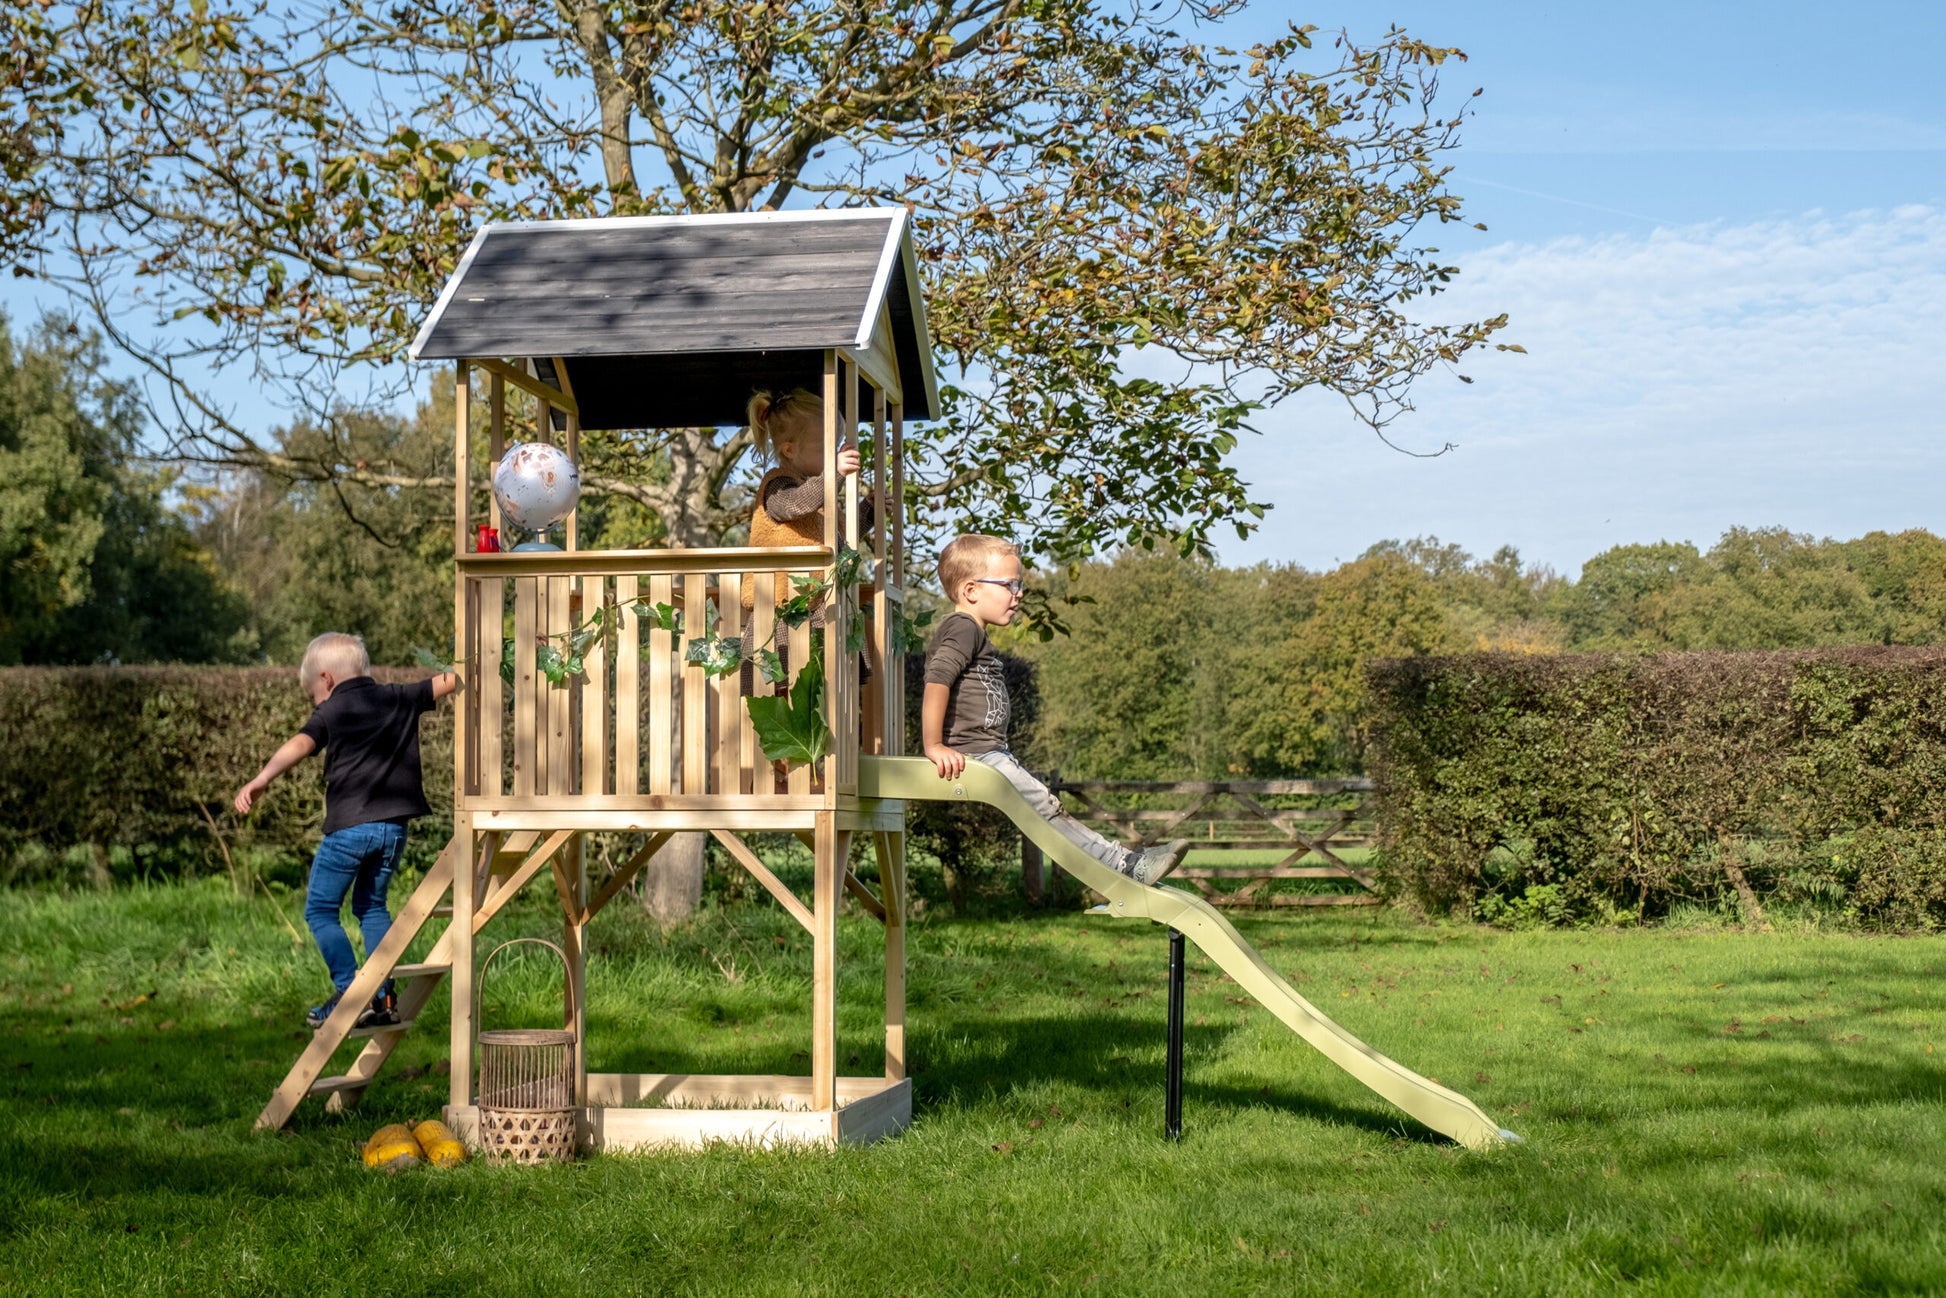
[3,879,1945,1295]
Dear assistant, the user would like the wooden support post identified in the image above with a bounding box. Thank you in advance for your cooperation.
[488,373,505,534]
[449,813,475,1113]
[454,363,473,799]
[812,812,849,1110]
[565,833,588,1107]
[821,351,842,803]
[875,831,907,1082]
[889,402,905,757]
[868,384,889,755]
[563,411,580,552]
[1022,833,1045,906]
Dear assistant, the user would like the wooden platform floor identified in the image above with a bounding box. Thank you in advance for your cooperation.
[445,1075,911,1153]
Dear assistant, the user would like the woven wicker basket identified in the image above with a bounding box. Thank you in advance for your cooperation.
[475,938,576,1164]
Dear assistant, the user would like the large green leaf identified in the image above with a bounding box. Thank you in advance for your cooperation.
[747,642,831,766]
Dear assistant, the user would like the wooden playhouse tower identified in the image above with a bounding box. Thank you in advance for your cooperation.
[257,208,937,1150]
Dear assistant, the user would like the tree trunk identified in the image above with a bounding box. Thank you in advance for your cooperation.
[1719,833,1772,933]
[645,832,706,923]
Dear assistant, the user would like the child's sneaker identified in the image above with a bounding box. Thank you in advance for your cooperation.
[305,993,343,1030]
[356,980,400,1029]
[1128,840,1191,887]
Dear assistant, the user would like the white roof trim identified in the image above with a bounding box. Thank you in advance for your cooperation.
[408,224,493,362]
[854,207,909,349]
[468,207,900,237]
[898,233,940,418]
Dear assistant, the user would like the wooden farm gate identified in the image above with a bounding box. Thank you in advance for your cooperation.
[1045,777,1379,908]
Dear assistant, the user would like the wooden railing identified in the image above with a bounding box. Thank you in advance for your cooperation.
[1048,777,1379,907]
[452,546,901,813]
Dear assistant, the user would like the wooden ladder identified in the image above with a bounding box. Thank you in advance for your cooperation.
[255,829,552,1131]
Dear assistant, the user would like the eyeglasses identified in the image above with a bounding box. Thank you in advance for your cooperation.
[974,578,1024,596]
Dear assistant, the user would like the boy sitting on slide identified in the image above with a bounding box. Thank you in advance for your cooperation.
[922,534,1187,887]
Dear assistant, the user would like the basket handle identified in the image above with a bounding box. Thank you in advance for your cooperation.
[474,936,571,1042]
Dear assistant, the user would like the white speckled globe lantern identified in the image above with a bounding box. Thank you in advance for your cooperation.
[491,442,580,550]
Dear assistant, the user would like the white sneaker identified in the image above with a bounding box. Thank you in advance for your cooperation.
[1128,840,1190,887]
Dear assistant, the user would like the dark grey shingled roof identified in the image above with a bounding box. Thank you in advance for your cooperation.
[409,209,939,427]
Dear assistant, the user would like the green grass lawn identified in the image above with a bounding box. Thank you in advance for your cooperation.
[4,879,1946,1295]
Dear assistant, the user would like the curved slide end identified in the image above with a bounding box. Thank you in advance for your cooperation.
[860,756,1517,1151]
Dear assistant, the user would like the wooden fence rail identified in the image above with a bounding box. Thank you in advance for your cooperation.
[1045,777,1380,908]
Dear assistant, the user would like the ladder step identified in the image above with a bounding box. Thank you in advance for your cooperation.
[309,1074,368,1095]
[392,962,450,980]
[346,1019,417,1040]
[430,905,453,917]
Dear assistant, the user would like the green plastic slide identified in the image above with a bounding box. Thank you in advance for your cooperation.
[858,756,1516,1151]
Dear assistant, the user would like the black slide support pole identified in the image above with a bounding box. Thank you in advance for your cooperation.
[1165,927,1185,1140]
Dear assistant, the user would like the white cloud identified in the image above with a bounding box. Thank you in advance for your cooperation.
[1223,206,1946,574]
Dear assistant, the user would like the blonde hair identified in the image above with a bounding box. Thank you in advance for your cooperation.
[300,632,371,693]
[747,388,824,466]
[938,535,1018,596]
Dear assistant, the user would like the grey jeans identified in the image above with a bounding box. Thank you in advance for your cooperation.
[970,750,1132,872]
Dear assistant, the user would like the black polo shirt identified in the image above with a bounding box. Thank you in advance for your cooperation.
[298,676,437,834]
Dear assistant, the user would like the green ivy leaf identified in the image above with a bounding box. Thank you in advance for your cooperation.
[756,648,787,685]
[776,593,815,628]
[685,632,741,677]
[891,605,936,655]
[536,642,570,684]
[834,544,865,590]
[411,645,454,672]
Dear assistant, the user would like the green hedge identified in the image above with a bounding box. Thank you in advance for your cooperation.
[0,667,451,886]
[1365,648,1946,928]
[0,657,1041,907]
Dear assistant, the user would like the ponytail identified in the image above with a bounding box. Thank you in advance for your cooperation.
[747,387,823,465]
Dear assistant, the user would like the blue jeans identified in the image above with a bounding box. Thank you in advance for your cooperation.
[304,821,408,995]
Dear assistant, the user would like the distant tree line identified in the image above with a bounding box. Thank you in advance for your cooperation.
[1014,531,1946,779]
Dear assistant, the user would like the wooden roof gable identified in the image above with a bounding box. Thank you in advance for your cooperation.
[409,208,939,427]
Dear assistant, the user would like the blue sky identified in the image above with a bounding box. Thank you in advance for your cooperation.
[1210,1,1946,574]
[7,2,1941,580]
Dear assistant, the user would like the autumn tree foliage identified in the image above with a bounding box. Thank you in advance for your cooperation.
[2,0,1507,562]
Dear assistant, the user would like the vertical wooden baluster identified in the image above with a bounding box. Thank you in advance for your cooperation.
[615,575,640,797]
[682,573,708,796]
[716,572,743,796]
[581,575,609,798]
[788,594,813,798]
[513,578,538,798]
[648,575,673,796]
[532,573,551,796]
[480,578,504,798]
[549,575,573,796]
[748,576,775,798]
